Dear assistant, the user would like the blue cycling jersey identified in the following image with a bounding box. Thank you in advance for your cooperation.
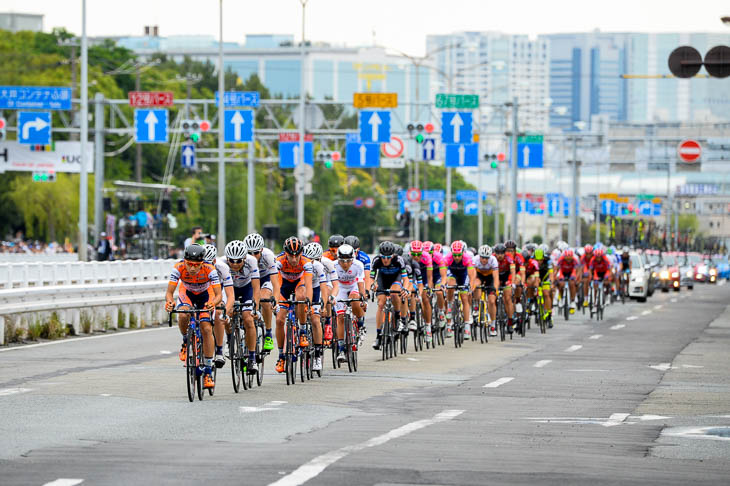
[356,250,371,271]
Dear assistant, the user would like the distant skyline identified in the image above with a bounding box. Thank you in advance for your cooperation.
[4,0,729,56]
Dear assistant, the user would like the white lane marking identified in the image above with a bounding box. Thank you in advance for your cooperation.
[240,401,287,414]
[0,326,172,353]
[589,334,603,340]
[534,360,552,368]
[719,279,726,287]
[641,310,652,316]
[681,364,704,369]
[670,298,678,303]
[632,414,672,421]
[0,387,32,397]
[663,425,730,441]
[568,369,609,372]
[603,413,631,427]
[42,480,84,486]
[649,363,674,371]
[406,358,420,362]
[160,350,172,355]
[268,409,464,486]
[483,377,515,388]
[653,304,663,310]
[610,324,626,330]
[626,316,638,321]
[565,345,583,352]
[100,394,111,397]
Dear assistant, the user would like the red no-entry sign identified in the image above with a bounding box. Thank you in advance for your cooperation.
[677,139,702,163]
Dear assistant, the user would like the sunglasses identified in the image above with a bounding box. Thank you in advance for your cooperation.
[381,255,392,259]
[185,260,203,267]
[411,252,422,257]
[248,250,261,256]
[228,258,243,264]
[452,252,463,257]
[339,258,354,263]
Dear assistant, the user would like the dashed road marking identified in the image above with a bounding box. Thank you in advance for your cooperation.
[603,413,631,427]
[565,345,583,353]
[240,401,288,413]
[534,360,552,368]
[42,480,84,486]
[610,324,626,330]
[589,334,603,340]
[641,310,652,316]
[0,387,32,397]
[654,305,663,310]
[649,363,674,371]
[670,298,678,303]
[626,316,638,321]
[483,377,515,388]
[160,350,172,355]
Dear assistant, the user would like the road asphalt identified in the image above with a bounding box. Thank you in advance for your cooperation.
[1,284,728,485]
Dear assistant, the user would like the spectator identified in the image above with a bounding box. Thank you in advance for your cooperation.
[97,232,113,261]
[183,226,204,249]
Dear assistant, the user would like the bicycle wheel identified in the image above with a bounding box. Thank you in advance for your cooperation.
[285,320,295,386]
[186,327,196,402]
[498,298,506,342]
[382,309,389,361]
[196,335,205,401]
[344,314,354,373]
[229,320,241,393]
[256,323,265,387]
[563,291,569,321]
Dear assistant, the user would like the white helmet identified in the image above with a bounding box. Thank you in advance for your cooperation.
[478,244,492,258]
[224,240,247,260]
[557,241,569,252]
[203,243,217,262]
[303,242,323,260]
[243,233,264,253]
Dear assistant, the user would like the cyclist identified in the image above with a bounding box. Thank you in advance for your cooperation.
[401,243,423,332]
[473,244,499,336]
[244,233,278,352]
[303,242,328,372]
[371,241,410,349]
[444,240,477,338]
[589,248,614,300]
[580,244,594,308]
[323,234,344,261]
[618,246,631,296]
[319,244,339,346]
[333,244,366,363]
[504,240,526,317]
[222,240,261,374]
[555,248,579,313]
[203,244,234,368]
[410,240,434,341]
[424,241,448,326]
[494,243,516,332]
[345,235,370,331]
[165,244,222,390]
[529,246,554,328]
[273,237,314,374]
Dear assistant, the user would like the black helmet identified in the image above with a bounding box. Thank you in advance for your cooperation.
[494,243,506,254]
[344,235,360,249]
[521,249,531,260]
[379,241,395,257]
[184,244,205,262]
[328,234,344,248]
[394,244,404,256]
[283,236,304,255]
[504,240,517,249]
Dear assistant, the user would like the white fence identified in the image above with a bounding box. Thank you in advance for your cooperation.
[0,259,176,345]
[0,253,79,263]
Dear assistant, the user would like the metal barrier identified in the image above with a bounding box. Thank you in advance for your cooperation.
[0,259,177,345]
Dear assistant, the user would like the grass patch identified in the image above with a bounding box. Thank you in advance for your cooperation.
[40,312,67,340]
[129,312,138,329]
[80,312,92,334]
[4,318,25,344]
[118,309,126,328]
[27,320,43,341]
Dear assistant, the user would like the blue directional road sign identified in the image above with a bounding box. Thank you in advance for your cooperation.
[359,111,391,143]
[463,200,478,216]
[601,200,616,216]
[422,138,436,161]
[181,143,196,169]
[653,204,661,216]
[445,143,478,167]
[346,142,380,168]
[224,110,254,143]
[279,141,313,168]
[215,91,260,108]
[517,142,544,168]
[429,199,444,216]
[0,86,71,110]
[135,109,168,143]
[422,190,445,201]
[17,111,51,145]
[456,190,487,201]
[440,112,472,144]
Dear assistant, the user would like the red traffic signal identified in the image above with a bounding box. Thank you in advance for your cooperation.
[0,117,5,129]
[424,123,434,134]
[331,151,341,161]
[497,152,506,162]
[199,120,211,132]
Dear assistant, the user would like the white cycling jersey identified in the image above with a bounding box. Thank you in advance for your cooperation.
[321,256,337,288]
[257,247,277,278]
[222,255,260,288]
[310,260,327,288]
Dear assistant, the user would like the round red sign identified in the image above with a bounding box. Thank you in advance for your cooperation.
[677,140,702,163]
[406,188,421,203]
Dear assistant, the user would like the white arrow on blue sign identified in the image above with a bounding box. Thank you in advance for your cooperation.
[17,111,51,145]
[346,142,380,168]
[279,141,313,168]
[429,199,444,215]
[135,109,168,143]
[422,138,436,161]
[440,112,472,144]
[445,143,478,167]
[517,142,543,168]
[181,143,196,169]
[224,110,253,143]
[464,200,478,216]
[359,111,391,143]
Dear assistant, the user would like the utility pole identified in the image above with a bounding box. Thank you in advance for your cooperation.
[568,136,580,247]
[217,0,226,251]
[446,168,452,244]
[494,162,500,243]
[296,0,309,235]
[135,64,142,182]
[79,0,89,261]
[93,93,105,240]
[509,97,518,241]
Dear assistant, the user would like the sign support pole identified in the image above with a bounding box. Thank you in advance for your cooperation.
[94,92,105,241]
[297,0,309,235]
[217,0,226,252]
[248,141,255,234]
[494,163,500,243]
[569,137,579,247]
[509,97,518,242]
[477,159,483,247]
[79,0,89,261]
[446,168,452,244]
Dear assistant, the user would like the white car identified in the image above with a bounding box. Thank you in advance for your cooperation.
[628,252,650,302]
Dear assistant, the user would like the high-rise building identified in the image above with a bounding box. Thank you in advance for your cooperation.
[0,12,43,32]
[426,32,550,132]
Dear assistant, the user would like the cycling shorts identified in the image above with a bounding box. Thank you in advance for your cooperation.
[376,272,403,294]
[498,271,512,286]
[177,287,214,322]
[279,278,305,309]
[311,286,321,314]
[233,284,254,312]
[593,269,609,281]
[558,268,577,281]
[335,286,360,314]
[447,270,468,288]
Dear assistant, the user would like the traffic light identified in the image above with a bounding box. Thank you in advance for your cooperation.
[407,122,434,144]
[485,152,505,169]
[0,117,6,141]
[181,119,211,143]
[316,150,341,168]
[32,171,56,182]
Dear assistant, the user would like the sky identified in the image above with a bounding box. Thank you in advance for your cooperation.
[5,0,729,56]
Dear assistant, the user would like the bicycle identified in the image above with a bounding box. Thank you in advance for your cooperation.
[168,308,214,402]
[557,280,570,321]
[619,270,630,305]
[534,279,551,334]
[376,288,402,360]
[411,288,425,352]
[514,284,528,337]
[445,284,468,348]
[476,285,492,344]
[337,297,362,372]
[228,302,248,393]
[495,285,513,342]
[429,287,446,347]
[253,298,275,387]
[281,294,310,386]
[590,279,605,321]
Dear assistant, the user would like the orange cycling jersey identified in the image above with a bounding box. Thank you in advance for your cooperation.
[169,261,221,294]
[322,249,337,261]
[275,254,314,282]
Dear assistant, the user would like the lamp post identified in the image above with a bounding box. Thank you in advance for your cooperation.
[217,0,226,252]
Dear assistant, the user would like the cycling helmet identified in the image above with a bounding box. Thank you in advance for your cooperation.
[243,233,264,253]
[494,243,506,254]
[337,243,355,260]
[422,241,433,254]
[622,246,629,254]
[224,240,247,260]
[467,246,477,256]
[563,249,574,259]
[478,244,492,258]
[184,244,205,262]
[410,240,423,253]
[557,241,569,252]
[524,242,537,255]
[328,234,344,249]
[594,242,604,251]
[203,243,217,262]
[594,248,605,257]
[283,236,304,255]
[534,248,545,260]
[539,243,549,254]
[433,243,443,254]
[521,249,531,260]
[344,235,360,249]
[394,244,404,256]
[379,241,395,257]
[451,240,465,255]
[505,239,517,250]
[303,242,323,260]
[402,242,411,254]
[584,244,593,254]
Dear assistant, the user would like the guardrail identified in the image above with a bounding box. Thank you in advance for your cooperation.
[0,253,79,263]
[1,259,177,345]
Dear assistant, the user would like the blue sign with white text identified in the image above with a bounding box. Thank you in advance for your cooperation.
[422,190,445,201]
[445,143,478,167]
[0,86,71,110]
[135,109,168,143]
[359,111,391,143]
[215,91,260,107]
[279,141,313,168]
[440,112,472,144]
[346,142,380,168]
[17,111,51,145]
[224,110,253,143]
